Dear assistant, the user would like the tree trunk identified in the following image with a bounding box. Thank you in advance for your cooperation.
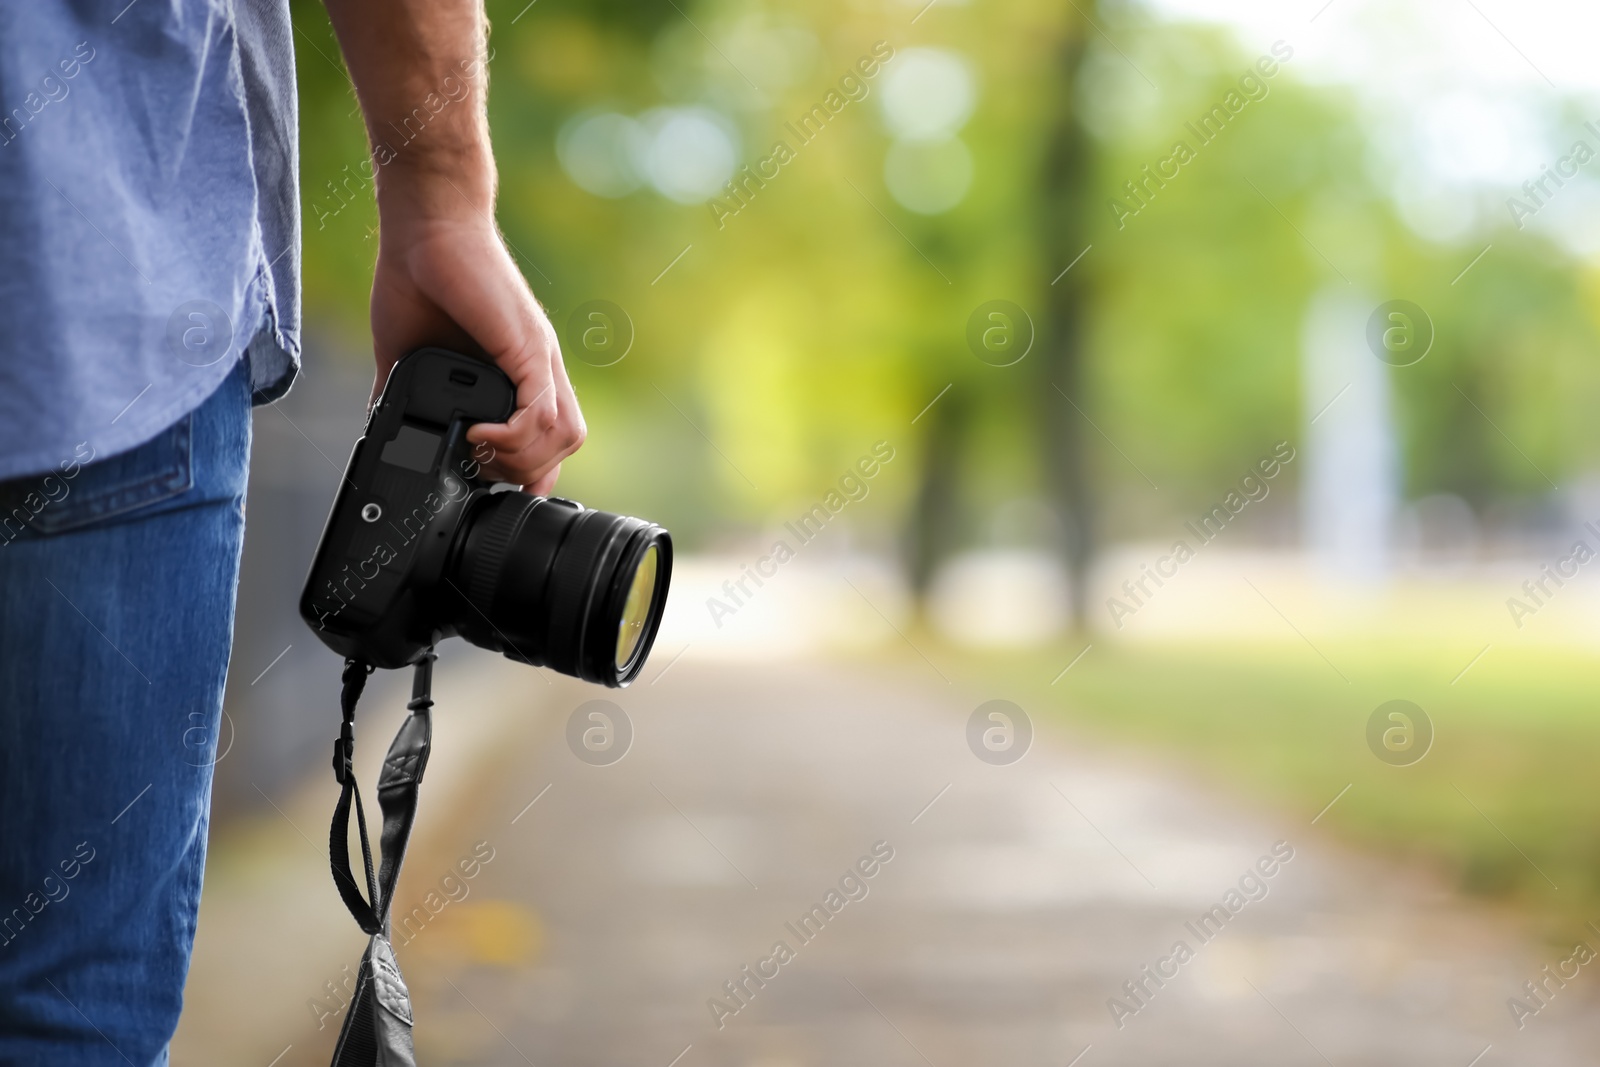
[1039,7,1096,630]
[906,382,967,601]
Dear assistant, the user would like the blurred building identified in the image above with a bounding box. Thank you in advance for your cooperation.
[1301,288,1400,584]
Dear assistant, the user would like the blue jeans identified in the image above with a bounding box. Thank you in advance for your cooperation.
[0,360,251,1065]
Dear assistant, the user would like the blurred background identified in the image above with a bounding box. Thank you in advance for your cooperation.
[175,0,1600,1062]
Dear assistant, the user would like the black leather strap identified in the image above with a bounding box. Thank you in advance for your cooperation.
[330,931,416,1066]
[330,659,381,933]
[375,658,433,911]
[327,652,434,1067]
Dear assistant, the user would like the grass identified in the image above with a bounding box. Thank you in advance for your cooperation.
[946,634,1600,941]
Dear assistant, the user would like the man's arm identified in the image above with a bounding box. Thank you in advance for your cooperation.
[321,0,583,493]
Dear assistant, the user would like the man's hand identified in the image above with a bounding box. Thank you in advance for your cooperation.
[370,208,584,494]
[324,0,583,493]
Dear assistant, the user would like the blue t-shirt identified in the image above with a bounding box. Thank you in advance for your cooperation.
[0,0,301,481]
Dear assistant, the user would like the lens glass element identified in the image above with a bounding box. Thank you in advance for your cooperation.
[615,544,659,670]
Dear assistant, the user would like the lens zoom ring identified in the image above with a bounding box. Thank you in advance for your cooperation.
[465,496,527,613]
[545,510,607,667]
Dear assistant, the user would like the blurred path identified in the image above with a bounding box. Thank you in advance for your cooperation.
[202,657,1600,1067]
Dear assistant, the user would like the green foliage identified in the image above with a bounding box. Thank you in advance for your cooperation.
[291,0,377,339]
[1084,19,1600,528]
[289,1,1600,544]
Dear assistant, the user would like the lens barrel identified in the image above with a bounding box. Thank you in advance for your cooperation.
[449,492,671,686]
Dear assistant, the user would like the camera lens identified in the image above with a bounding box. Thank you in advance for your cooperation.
[449,493,672,686]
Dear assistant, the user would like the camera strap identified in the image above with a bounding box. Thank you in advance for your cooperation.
[325,651,436,1067]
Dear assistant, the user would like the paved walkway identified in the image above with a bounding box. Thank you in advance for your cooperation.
[185,655,1600,1066]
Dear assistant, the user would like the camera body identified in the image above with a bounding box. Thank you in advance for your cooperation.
[300,348,672,684]
[300,348,512,668]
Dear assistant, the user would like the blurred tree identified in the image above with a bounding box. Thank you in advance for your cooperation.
[287,0,1600,568]
[1037,2,1095,627]
[906,386,968,597]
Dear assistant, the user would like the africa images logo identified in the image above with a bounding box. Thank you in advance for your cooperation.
[708,42,896,229]
[705,441,896,629]
[1106,841,1295,1029]
[1107,41,1294,230]
[706,841,895,1029]
[1106,441,1296,628]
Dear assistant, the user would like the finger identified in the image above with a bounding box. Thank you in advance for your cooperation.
[476,406,584,487]
[466,376,555,452]
[475,361,584,484]
[527,463,561,498]
[507,322,563,432]
[468,342,576,460]
[475,411,583,486]
[465,368,560,460]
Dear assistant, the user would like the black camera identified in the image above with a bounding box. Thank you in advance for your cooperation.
[299,347,672,685]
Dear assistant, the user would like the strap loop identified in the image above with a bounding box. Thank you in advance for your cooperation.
[327,652,435,1067]
[327,653,434,935]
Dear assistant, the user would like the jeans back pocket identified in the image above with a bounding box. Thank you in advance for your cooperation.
[0,416,193,540]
